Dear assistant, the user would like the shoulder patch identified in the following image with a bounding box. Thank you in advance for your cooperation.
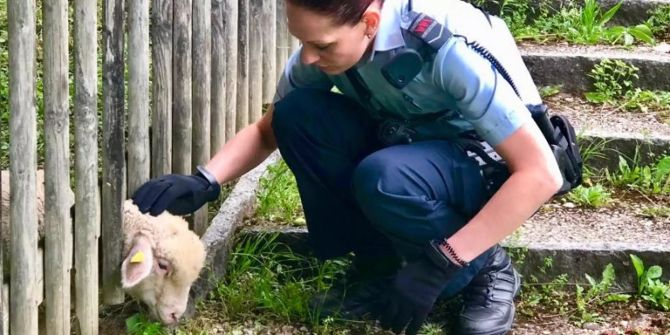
[407,12,452,50]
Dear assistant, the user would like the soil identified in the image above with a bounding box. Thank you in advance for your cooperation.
[125,297,670,335]
[512,300,670,335]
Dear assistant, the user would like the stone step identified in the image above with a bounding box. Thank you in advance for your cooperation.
[238,215,670,293]
[520,43,670,93]
[545,93,670,170]
[473,0,670,25]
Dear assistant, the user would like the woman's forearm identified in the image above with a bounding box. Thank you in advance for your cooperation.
[447,168,559,262]
[204,107,278,184]
[445,123,564,262]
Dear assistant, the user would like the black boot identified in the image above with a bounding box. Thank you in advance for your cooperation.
[458,245,521,335]
[310,255,400,320]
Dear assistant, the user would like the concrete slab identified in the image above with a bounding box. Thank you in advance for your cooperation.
[521,46,670,93]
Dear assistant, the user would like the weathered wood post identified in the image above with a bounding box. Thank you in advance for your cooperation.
[8,0,38,331]
[211,0,226,155]
[128,0,151,195]
[193,0,212,234]
[237,0,250,131]
[249,0,263,123]
[276,0,288,81]
[224,0,238,140]
[151,0,173,177]
[102,0,126,305]
[44,0,72,331]
[74,0,100,330]
[173,0,193,176]
[262,0,276,105]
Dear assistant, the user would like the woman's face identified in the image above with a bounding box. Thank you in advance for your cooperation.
[286,1,380,75]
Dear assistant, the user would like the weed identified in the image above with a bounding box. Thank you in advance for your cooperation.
[518,257,571,317]
[256,159,304,225]
[418,322,445,335]
[639,205,670,219]
[577,136,610,180]
[646,5,670,38]
[606,155,670,195]
[125,313,168,335]
[566,184,612,207]
[509,0,654,45]
[585,59,639,105]
[539,84,562,98]
[574,264,630,325]
[585,59,670,115]
[630,254,670,311]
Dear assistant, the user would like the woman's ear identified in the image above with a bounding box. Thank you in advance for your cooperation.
[361,9,381,37]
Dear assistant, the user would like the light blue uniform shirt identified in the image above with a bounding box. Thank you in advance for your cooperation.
[273,0,542,147]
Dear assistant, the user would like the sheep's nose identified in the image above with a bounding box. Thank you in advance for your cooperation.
[170,312,178,323]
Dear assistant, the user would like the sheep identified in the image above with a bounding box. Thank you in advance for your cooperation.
[120,199,206,324]
[1,169,52,279]
[1,170,207,325]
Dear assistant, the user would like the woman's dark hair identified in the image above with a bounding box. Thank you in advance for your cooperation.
[287,0,377,25]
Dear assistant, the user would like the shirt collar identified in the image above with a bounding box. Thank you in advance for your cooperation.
[371,0,405,58]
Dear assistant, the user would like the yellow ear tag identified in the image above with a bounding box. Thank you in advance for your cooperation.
[130,251,145,264]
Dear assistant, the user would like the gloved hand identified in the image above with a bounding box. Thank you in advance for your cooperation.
[377,245,462,335]
[131,165,221,216]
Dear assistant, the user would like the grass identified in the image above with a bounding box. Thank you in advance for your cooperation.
[255,159,304,226]
[121,232,670,334]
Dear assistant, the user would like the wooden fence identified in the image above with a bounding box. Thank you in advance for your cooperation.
[1,0,299,332]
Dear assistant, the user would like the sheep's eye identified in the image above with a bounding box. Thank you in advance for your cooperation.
[157,260,170,273]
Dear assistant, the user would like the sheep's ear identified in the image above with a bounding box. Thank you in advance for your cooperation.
[121,237,154,289]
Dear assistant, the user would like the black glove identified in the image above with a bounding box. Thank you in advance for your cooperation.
[131,165,221,216]
[377,242,463,335]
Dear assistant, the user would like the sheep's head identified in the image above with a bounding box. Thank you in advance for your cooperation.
[121,200,206,325]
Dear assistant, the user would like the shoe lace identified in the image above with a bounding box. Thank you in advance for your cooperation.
[463,272,496,307]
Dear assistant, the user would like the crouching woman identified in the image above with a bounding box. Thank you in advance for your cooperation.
[131,0,565,333]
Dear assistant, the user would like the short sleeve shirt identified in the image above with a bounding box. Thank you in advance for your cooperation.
[273,0,542,146]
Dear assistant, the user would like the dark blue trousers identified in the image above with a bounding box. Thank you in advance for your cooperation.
[271,88,501,296]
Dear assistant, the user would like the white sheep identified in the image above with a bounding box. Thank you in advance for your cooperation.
[121,199,206,324]
[1,171,207,325]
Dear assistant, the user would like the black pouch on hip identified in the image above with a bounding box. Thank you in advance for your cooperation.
[528,104,583,196]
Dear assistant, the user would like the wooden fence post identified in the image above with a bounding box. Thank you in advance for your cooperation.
[74,0,100,330]
[102,0,126,305]
[211,0,226,155]
[261,0,276,105]
[276,0,288,82]
[237,0,250,132]
[223,0,238,140]
[8,0,38,331]
[151,0,173,177]
[193,0,212,235]
[249,0,263,123]
[44,0,72,331]
[173,0,193,176]
[128,0,151,195]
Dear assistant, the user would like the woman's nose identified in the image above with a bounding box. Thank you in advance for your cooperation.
[300,47,320,65]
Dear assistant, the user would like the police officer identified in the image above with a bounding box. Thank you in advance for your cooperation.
[132,0,565,334]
